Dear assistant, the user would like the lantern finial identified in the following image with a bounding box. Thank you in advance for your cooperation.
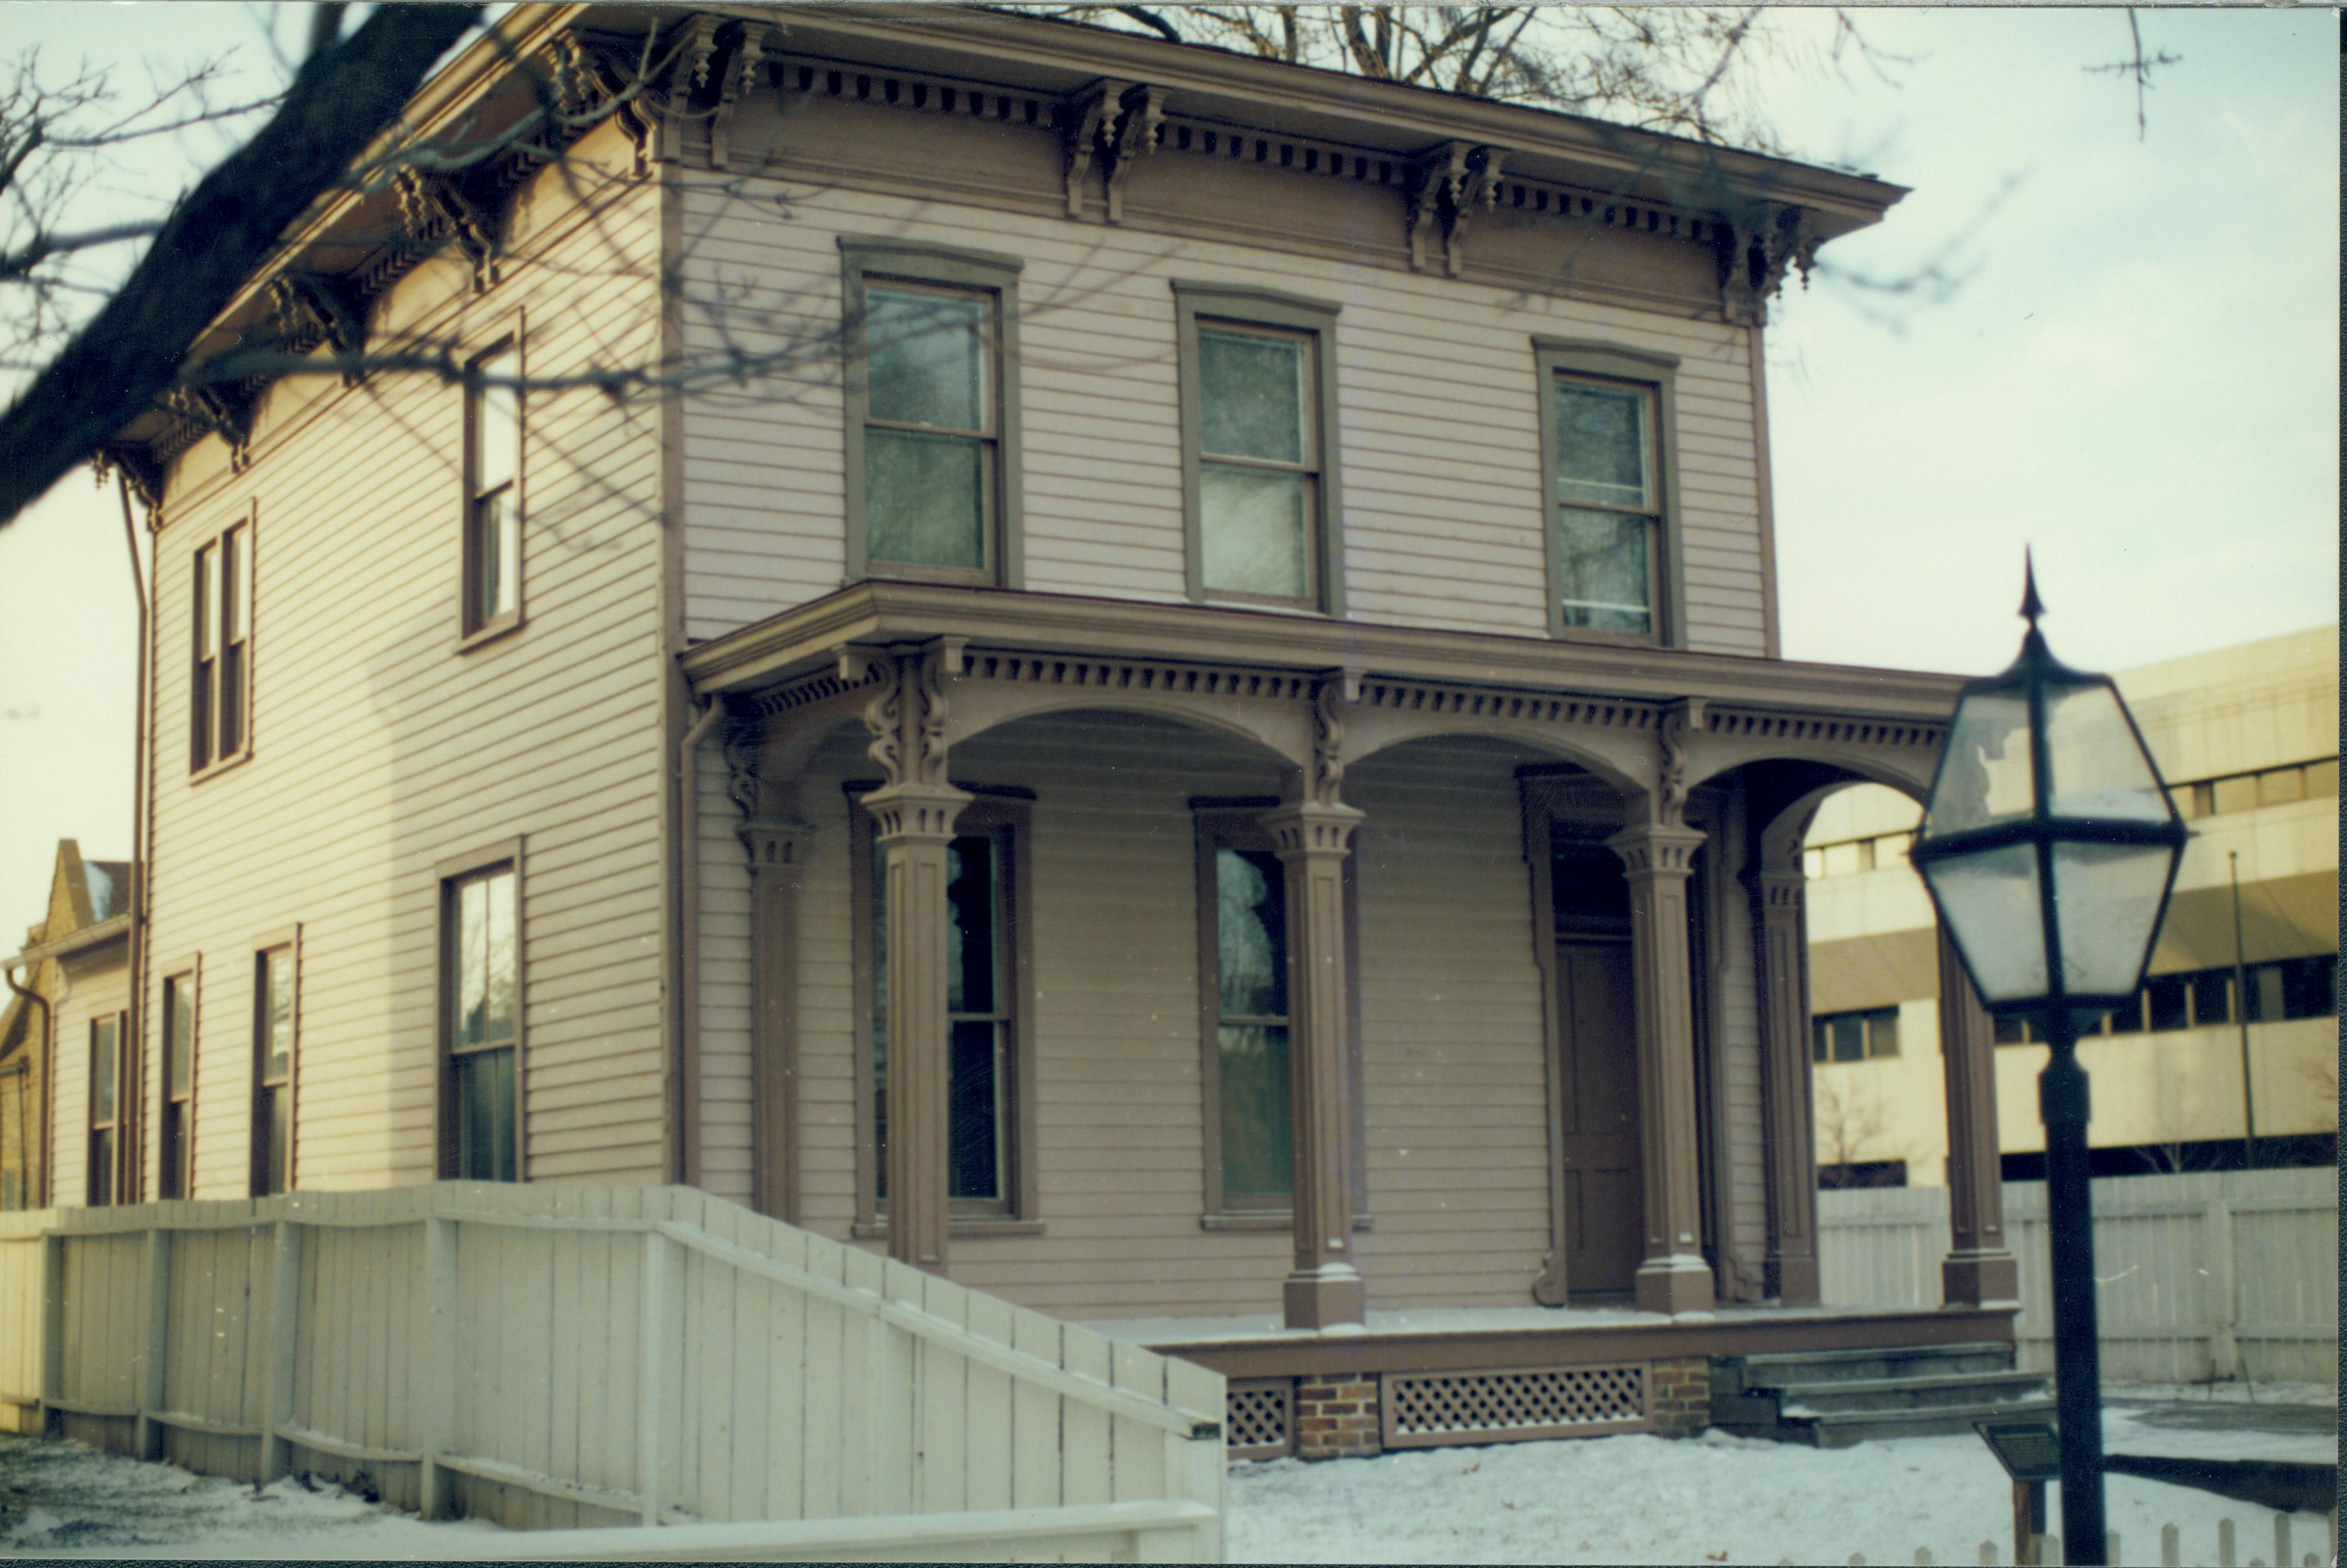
[2019,548,2045,628]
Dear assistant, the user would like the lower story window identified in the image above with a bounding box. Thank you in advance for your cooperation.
[443,861,521,1182]
[89,1013,123,1207]
[253,944,296,1196]
[161,971,196,1199]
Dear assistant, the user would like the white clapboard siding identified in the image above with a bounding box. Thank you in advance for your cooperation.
[143,121,670,1199]
[1817,1168,2339,1382]
[675,178,1769,655]
[0,1183,1224,1559]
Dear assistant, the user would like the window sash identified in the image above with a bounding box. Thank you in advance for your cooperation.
[1205,836,1293,1209]
[1550,374,1660,635]
[860,281,998,577]
[466,345,522,630]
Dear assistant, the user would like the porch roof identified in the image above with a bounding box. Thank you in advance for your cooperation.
[680,580,1966,725]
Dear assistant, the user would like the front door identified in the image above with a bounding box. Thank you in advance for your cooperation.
[1556,939,1641,1297]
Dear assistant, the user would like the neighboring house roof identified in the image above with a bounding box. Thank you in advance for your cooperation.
[5,839,133,974]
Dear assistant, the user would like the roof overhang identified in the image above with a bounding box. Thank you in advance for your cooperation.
[5,913,130,974]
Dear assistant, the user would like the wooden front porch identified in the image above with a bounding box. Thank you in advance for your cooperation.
[1088,1301,2022,1459]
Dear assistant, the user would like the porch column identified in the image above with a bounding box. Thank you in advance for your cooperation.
[740,815,812,1225]
[1263,799,1367,1330]
[1605,820,1715,1316]
[862,781,972,1274]
[1752,863,1821,1304]
[1937,923,2019,1305]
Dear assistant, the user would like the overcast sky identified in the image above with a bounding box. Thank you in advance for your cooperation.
[0,5,2336,944]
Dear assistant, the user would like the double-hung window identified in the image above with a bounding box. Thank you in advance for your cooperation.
[1534,340,1682,644]
[252,938,297,1196]
[190,516,252,772]
[1199,825,1292,1210]
[1174,284,1345,612]
[88,1013,125,1206]
[440,854,521,1181]
[850,791,1033,1228]
[462,340,522,639]
[160,969,197,1199]
[840,239,1024,586]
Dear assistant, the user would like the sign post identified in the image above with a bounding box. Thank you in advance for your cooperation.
[1977,1418,2063,1567]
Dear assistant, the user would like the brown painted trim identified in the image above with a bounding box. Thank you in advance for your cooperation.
[682,581,1969,722]
[838,236,1026,590]
[432,839,528,1183]
[1747,324,1782,661]
[674,700,721,1187]
[1156,1306,2019,1381]
[1172,282,1346,617]
[657,160,693,1191]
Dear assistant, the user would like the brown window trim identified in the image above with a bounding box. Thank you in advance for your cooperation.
[188,506,258,781]
[1190,797,1370,1229]
[158,958,201,1201]
[1531,337,1685,650]
[434,838,527,1182]
[458,321,527,649]
[1172,282,1347,617]
[846,781,1039,1233]
[87,1011,128,1207]
[249,925,301,1198]
[838,238,1026,591]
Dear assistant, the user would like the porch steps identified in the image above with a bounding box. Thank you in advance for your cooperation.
[1710,1341,2054,1448]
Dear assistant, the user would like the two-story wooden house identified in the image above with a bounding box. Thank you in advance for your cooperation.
[79,3,2034,1457]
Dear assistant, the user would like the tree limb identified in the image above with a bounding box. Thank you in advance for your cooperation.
[0,3,484,526]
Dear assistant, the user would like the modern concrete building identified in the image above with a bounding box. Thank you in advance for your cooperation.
[1803,625,2339,1186]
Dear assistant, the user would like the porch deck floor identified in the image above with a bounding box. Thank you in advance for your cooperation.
[1081,1302,1918,1351]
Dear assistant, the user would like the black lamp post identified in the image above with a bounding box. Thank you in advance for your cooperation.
[1908,559,2188,1568]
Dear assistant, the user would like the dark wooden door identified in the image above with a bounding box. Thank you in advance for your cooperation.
[1557,940,1641,1297]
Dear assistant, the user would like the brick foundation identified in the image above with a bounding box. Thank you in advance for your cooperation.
[1647,1356,1712,1438]
[1294,1373,1382,1460]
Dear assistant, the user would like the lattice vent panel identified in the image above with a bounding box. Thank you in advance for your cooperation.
[1382,1364,1649,1449]
[1225,1379,1294,1461]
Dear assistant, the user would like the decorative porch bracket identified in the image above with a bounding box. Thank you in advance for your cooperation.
[1407,141,1505,276]
[1604,820,1715,1316]
[1938,924,2019,1305]
[844,639,973,1274]
[1751,860,1821,1304]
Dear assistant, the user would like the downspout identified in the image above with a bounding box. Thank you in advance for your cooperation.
[119,474,152,1203]
[672,696,722,1188]
[2,966,49,1208]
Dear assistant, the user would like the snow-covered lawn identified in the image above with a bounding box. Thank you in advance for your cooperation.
[1,1384,2331,1563]
[1227,1387,2339,1566]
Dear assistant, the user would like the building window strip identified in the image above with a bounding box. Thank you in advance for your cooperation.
[1173,282,1346,615]
[461,338,524,639]
[252,937,298,1197]
[1532,339,1682,648]
[438,844,524,1182]
[160,968,198,1200]
[839,238,1025,589]
[190,514,254,774]
[848,789,1035,1229]
[88,1013,125,1207]
[1812,1006,1900,1064]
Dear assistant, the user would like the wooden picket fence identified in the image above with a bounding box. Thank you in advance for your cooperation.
[0,1184,1224,1561]
[1817,1169,2338,1383]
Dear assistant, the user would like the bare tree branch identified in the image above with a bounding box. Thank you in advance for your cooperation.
[0,3,484,525]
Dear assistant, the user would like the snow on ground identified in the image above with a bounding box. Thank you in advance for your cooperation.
[0,1386,2331,1563]
[1225,1393,2339,1566]
[0,1435,504,1559]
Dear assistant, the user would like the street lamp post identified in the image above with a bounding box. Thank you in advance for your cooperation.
[1907,560,2188,1568]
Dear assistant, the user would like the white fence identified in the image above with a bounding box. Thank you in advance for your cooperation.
[0,1184,1223,1560]
[1817,1168,2338,1383]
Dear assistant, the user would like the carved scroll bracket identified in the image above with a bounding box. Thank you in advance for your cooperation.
[1305,668,1362,809]
[709,21,782,170]
[1654,697,1708,828]
[394,167,500,293]
[1063,79,1164,222]
[841,637,970,840]
[267,272,368,386]
[1715,202,1820,326]
[1407,141,1505,276]
[160,384,255,473]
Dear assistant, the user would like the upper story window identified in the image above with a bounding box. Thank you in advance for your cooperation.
[462,339,522,642]
[840,238,1024,588]
[1534,339,1682,646]
[1174,283,1345,613]
[190,515,252,774]
[441,852,521,1182]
